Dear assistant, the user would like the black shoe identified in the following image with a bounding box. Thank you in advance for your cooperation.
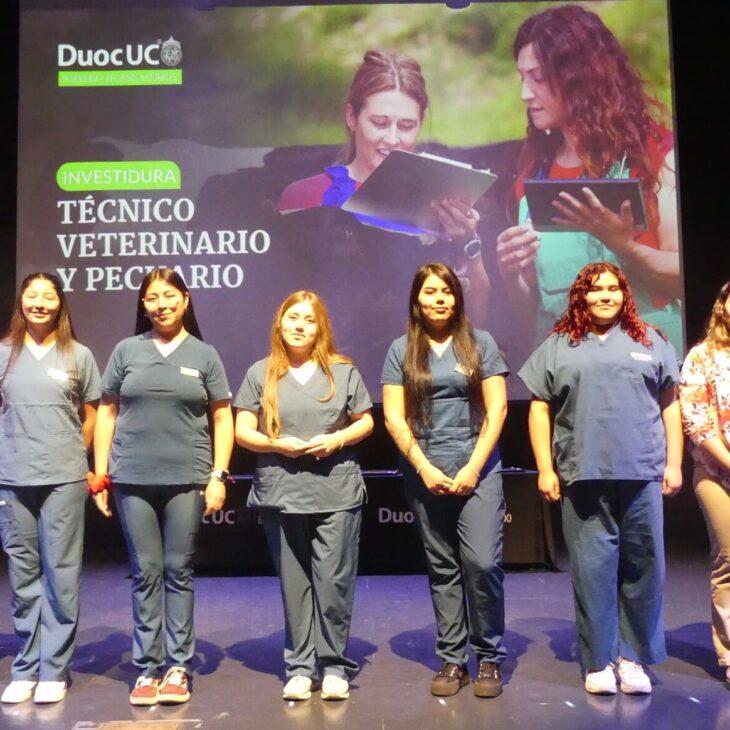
[474,661,503,698]
[431,662,469,697]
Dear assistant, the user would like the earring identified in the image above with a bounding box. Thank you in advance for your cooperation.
[545,128,552,136]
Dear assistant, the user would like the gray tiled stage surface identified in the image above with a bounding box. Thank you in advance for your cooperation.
[0,550,726,729]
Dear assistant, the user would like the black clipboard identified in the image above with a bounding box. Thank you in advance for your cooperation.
[341,149,497,235]
[523,178,647,232]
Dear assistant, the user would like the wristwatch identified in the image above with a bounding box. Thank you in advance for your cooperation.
[210,468,230,482]
[463,237,482,260]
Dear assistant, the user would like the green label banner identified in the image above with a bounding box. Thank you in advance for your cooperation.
[56,161,182,191]
[58,69,182,87]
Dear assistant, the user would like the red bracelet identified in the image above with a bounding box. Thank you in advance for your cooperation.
[86,472,111,495]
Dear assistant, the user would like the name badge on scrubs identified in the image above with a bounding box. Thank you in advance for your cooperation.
[454,364,472,376]
[180,366,200,378]
[47,368,69,382]
[630,352,653,362]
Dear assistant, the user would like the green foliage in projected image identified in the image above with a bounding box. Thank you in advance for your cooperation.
[207,0,672,148]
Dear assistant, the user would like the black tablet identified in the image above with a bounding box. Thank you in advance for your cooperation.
[523,178,647,233]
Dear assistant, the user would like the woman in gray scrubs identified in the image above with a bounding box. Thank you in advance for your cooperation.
[519,262,682,696]
[0,272,100,705]
[381,262,508,699]
[90,267,233,706]
[235,290,373,702]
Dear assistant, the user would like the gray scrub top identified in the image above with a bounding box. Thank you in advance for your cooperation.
[234,359,372,514]
[101,333,231,486]
[380,329,509,478]
[0,341,101,486]
[518,327,680,485]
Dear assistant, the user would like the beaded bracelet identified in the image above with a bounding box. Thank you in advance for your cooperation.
[86,471,111,495]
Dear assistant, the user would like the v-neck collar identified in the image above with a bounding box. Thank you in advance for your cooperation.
[429,337,453,360]
[24,340,57,362]
[284,365,327,399]
[152,333,188,359]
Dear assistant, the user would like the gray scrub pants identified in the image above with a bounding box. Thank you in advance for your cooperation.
[561,480,667,671]
[0,480,86,681]
[114,484,205,677]
[403,468,506,667]
[262,508,361,680]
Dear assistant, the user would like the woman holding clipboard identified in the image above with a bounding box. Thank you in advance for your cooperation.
[277,50,490,317]
[495,5,680,349]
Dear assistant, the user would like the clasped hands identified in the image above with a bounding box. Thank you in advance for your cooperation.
[420,461,480,497]
[277,433,343,459]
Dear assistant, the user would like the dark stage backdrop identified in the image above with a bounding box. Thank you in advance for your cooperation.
[12,0,681,397]
[1,0,728,557]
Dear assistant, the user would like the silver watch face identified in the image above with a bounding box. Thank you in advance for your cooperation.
[464,238,482,260]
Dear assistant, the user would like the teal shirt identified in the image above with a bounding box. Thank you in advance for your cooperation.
[0,341,101,486]
[235,360,372,514]
[381,329,508,478]
[518,327,679,485]
[101,333,231,486]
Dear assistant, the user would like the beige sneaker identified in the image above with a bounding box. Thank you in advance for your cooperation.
[33,681,67,704]
[282,675,313,701]
[617,658,651,694]
[1,680,37,704]
[584,664,617,695]
[321,675,349,700]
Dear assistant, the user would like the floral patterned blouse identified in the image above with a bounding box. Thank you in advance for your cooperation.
[679,342,730,488]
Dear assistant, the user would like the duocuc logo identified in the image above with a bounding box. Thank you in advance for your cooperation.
[57,37,183,87]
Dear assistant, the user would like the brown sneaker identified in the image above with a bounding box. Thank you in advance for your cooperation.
[129,676,160,706]
[158,667,190,705]
[430,662,469,696]
[474,661,503,698]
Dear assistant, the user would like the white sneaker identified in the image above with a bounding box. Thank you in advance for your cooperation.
[1,681,37,704]
[617,658,652,694]
[584,664,617,695]
[321,674,349,700]
[282,675,312,701]
[33,681,67,704]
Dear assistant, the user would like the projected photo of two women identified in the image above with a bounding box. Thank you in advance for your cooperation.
[16,0,681,395]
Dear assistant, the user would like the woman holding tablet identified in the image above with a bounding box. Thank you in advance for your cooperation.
[0,273,100,705]
[235,291,373,702]
[519,262,682,695]
[278,50,490,312]
[91,267,233,707]
[496,5,680,349]
[679,281,730,687]
[381,263,508,698]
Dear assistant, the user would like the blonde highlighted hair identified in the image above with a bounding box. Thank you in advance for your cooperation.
[702,280,730,352]
[262,291,351,437]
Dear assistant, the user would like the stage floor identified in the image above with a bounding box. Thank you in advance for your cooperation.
[0,549,725,729]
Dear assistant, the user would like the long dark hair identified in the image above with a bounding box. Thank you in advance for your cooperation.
[404,263,482,430]
[552,262,654,347]
[134,267,203,340]
[513,4,669,227]
[2,272,77,381]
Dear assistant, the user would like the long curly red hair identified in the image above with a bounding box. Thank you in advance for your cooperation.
[513,4,670,227]
[552,262,653,347]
